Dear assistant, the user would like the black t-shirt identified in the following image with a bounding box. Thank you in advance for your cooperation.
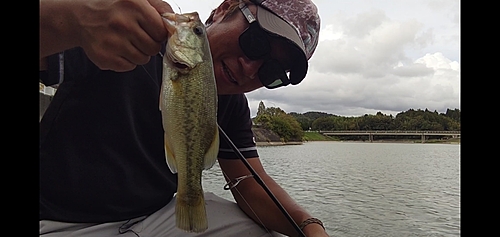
[39,47,258,222]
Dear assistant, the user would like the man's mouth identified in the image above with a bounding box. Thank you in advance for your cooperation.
[222,62,238,85]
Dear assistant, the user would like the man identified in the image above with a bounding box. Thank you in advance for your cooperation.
[39,0,326,236]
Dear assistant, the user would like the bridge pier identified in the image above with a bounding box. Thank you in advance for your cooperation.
[369,133,373,143]
[421,134,425,143]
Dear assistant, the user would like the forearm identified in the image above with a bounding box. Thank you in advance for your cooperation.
[219,158,327,236]
[231,173,325,236]
[40,0,80,59]
[39,0,171,72]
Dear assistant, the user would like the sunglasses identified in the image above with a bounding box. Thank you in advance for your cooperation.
[238,3,290,89]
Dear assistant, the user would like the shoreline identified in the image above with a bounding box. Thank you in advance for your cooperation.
[304,140,461,144]
[256,139,460,146]
[255,141,303,146]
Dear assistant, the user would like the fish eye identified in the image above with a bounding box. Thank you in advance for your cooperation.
[193,26,204,35]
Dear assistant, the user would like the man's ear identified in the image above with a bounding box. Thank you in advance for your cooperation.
[212,0,233,23]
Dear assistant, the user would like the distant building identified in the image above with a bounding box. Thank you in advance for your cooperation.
[39,82,56,121]
[39,82,57,96]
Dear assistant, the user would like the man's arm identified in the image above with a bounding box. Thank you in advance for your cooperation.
[218,157,329,237]
[39,0,172,71]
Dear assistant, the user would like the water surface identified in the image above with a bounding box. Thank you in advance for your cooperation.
[203,142,460,236]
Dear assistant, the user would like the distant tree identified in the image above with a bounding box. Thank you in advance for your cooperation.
[295,115,313,130]
[257,101,266,117]
[266,107,286,117]
[444,108,461,122]
[311,116,336,130]
[303,111,333,121]
[263,107,460,133]
[269,113,304,141]
[392,108,460,131]
[356,112,393,130]
[254,101,303,141]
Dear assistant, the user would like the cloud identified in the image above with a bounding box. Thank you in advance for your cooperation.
[391,62,434,77]
[311,10,429,79]
[415,52,459,71]
[247,51,459,117]
[343,10,388,38]
[224,0,459,118]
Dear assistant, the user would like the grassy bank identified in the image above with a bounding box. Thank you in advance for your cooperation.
[423,137,461,144]
[302,131,460,144]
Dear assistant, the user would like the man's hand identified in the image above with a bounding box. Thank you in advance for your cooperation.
[77,0,173,72]
[40,0,174,72]
[148,0,173,15]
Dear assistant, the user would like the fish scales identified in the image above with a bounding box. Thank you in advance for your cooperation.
[160,12,219,233]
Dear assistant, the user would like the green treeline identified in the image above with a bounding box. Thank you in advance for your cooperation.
[253,101,460,142]
[254,102,304,142]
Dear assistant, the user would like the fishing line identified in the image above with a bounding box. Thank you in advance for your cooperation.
[218,125,306,237]
[223,174,253,190]
[141,51,305,236]
[141,65,159,88]
[220,170,273,236]
[141,52,164,88]
[169,0,182,13]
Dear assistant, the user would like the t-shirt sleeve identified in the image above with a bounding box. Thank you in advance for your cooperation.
[217,94,259,159]
[40,52,63,86]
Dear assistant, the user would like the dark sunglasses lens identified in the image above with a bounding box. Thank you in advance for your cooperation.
[239,23,271,60]
[259,60,290,89]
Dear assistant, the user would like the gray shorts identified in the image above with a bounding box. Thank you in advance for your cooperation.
[40,192,284,237]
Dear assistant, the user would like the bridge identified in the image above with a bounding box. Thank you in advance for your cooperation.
[318,130,461,143]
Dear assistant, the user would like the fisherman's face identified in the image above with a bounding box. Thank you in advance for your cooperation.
[206,3,295,95]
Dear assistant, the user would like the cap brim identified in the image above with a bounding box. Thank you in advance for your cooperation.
[289,54,308,85]
[256,6,308,85]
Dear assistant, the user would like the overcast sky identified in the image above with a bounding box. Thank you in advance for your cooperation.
[170,0,460,117]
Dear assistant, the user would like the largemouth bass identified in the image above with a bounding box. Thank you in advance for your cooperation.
[160,12,219,233]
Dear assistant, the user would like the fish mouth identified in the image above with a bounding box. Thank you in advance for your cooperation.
[222,62,238,85]
[167,50,194,70]
[173,61,189,70]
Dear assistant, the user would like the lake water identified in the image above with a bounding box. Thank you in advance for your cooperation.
[202,141,460,237]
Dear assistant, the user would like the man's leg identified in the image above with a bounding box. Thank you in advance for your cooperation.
[40,216,146,237]
[136,192,284,237]
[40,192,285,237]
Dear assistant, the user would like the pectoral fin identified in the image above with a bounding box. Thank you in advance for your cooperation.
[203,127,219,170]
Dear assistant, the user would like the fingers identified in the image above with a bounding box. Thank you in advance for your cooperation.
[78,0,174,72]
[112,0,174,70]
[148,0,174,15]
[84,35,147,72]
[128,17,163,57]
[84,18,154,71]
[137,0,171,43]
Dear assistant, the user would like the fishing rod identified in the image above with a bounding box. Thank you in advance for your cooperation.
[217,125,306,237]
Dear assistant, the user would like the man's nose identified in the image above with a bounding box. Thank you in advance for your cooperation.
[239,56,263,80]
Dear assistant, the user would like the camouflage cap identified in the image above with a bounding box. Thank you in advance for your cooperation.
[251,0,320,84]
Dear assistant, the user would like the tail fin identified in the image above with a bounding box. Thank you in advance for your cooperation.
[176,194,208,233]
